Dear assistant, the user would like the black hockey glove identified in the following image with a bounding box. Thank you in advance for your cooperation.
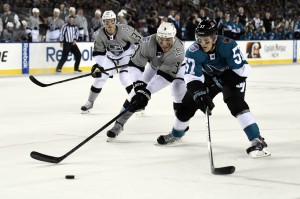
[78,36,83,41]
[91,64,104,78]
[133,80,147,93]
[129,89,151,112]
[187,81,215,114]
[219,69,246,87]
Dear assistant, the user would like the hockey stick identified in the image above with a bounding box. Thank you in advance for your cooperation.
[205,107,235,175]
[30,106,132,163]
[29,73,90,87]
[29,65,127,87]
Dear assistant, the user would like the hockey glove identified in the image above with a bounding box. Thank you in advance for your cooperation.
[91,64,104,78]
[129,89,151,112]
[187,81,215,114]
[219,69,246,87]
[133,80,147,93]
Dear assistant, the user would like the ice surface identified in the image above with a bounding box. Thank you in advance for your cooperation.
[0,64,299,199]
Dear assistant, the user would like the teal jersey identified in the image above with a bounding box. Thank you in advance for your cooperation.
[185,35,249,80]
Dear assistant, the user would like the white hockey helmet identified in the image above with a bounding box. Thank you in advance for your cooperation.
[102,10,116,21]
[53,8,60,13]
[95,9,101,16]
[156,22,176,40]
[32,8,40,13]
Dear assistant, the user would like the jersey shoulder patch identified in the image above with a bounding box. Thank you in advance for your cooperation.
[188,43,199,52]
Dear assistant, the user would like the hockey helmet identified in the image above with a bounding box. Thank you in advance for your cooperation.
[102,10,116,21]
[195,19,217,37]
[157,22,176,39]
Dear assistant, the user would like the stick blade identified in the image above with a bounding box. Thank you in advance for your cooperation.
[29,75,48,87]
[30,151,62,164]
[212,166,235,175]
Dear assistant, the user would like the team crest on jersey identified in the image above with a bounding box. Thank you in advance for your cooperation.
[107,44,124,56]
[188,43,199,52]
[222,38,232,43]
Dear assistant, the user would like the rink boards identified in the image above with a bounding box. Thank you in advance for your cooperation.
[0,40,299,76]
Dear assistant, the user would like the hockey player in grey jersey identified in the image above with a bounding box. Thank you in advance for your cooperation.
[27,8,41,42]
[106,22,187,141]
[81,10,143,113]
[45,8,64,42]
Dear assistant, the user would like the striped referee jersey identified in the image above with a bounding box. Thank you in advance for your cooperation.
[60,23,79,43]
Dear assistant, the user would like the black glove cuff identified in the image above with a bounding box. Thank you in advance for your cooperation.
[133,80,147,92]
[136,89,151,100]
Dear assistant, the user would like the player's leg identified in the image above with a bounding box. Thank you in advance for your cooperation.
[71,44,82,72]
[106,61,145,140]
[157,67,191,144]
[223,83,271,158]
[56,43,71,72]
[81,57,116,113]
[157,93,197,144]
[117,56,134,94]
[106,92,136,141]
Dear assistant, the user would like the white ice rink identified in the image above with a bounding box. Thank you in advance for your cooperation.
[0,64,300,199]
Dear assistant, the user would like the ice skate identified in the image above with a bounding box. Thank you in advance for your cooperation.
[107,122,123,142]
[157,127,188,145]
[157,133,182,145]
[81,101,94,114]
[135,107,145,116]
[246,136,271,158]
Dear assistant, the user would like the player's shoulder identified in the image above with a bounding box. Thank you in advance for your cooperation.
[174,38,184,50]
[186,42,204,58]
[217,35,237,48]
[117,24,133,32]
[94,27,105,36]
[165,40,185,61]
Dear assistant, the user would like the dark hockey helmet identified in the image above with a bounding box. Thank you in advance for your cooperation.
[195,19,217,37]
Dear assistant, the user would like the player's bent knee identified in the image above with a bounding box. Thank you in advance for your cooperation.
[90,86,102,93]
[226,98,249,117]
[176,107,196,122]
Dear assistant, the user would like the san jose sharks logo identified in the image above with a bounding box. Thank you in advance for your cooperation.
[204,64,227,76]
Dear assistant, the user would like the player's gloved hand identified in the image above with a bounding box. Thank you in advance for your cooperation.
[187,80,215,114]
[91,64,104,78]
[133,80,147,93]
[193,89,215,114]
[219,69,246,87]
[129,89,151,112]
[78,36,83,41]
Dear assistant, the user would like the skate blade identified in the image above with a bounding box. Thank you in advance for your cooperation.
[135,110,145,116]
[154,139,182,146]
[249,148,271,158]
[81,110,90,114]
[106,137,117,142]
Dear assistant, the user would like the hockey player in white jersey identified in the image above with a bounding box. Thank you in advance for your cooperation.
[157,20,270,158]
[81,10,143,113]
[106,22,187,140]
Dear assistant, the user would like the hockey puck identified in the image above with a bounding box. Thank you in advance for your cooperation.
[65,175,75,179]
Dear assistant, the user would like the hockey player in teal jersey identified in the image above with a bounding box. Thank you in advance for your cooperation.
[157,19,271,158]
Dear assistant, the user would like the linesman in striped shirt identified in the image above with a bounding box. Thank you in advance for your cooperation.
[56,15,82,73]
